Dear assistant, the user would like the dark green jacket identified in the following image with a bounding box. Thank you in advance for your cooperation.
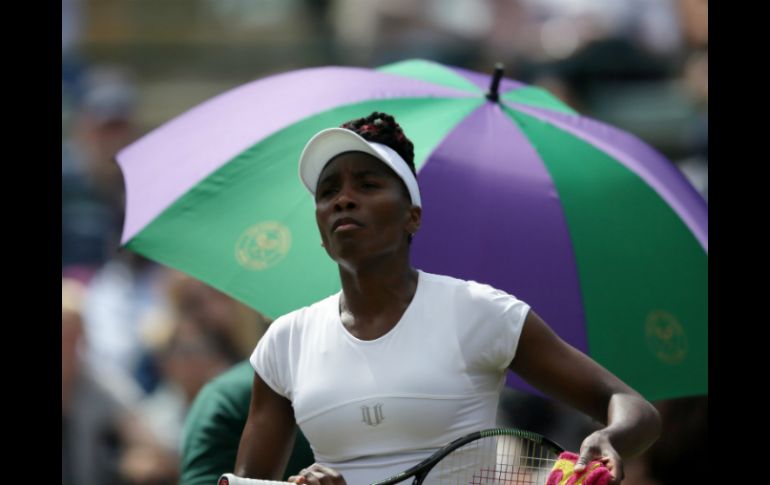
[181,361,314,484]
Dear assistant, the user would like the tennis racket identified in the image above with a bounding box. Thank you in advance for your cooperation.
[219,427,564,485]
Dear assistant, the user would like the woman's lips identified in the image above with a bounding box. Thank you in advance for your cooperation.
[332,217,364,233]
[334,223,363,233]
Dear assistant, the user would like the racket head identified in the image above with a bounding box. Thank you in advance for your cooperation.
[370,428,564,485]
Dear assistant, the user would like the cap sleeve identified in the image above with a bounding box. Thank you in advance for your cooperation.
[249,316,292,399]
[463,282,531,372]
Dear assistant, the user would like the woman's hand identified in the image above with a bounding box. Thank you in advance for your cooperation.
[575,430,624,485]
[288,464,346,485]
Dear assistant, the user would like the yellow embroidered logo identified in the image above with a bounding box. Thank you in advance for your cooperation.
[235,222,291,270]
[645,310,687,365]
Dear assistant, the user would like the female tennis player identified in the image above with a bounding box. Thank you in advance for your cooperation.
[234,112,661,485]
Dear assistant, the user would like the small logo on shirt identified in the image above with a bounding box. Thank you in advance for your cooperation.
[361,403,385,426]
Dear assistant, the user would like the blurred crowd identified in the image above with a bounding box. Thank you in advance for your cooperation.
[60,71,271,476]
[62,268,270,485]
[62,1,707,484]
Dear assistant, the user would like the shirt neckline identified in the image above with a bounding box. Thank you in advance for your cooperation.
[335,269,423,345]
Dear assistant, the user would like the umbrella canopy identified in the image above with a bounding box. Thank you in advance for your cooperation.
[117,59,707,401]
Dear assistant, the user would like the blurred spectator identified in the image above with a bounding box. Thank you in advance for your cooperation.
[180,361,315,485]
[156,272,309,484]
[121,271,273,483]
[674,49,707,200]
[671,0,707,201]
[111,268,269,483]
[106,270,272,459]
[165,270,271,364]
[62,0,83,59]
[62,0,84,116]
[676,0,707,49]
[81,252,167,392]
[62,277,147,485]
[136,315,233,454]
[536,34,673,110]
[62,65,138,274]
[329,0,487,66]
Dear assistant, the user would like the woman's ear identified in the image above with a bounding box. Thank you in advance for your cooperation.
[406,206,422,236]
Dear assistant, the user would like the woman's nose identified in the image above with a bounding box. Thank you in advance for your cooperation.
[333,185,357,211]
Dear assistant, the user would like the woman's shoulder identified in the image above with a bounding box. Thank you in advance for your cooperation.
[418,270,474,289]
[418,270,506,292]
[418,270,525,304]
[266,292,340,333]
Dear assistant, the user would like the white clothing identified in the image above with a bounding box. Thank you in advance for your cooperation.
[250,270,530,484]
[82,260,165,377]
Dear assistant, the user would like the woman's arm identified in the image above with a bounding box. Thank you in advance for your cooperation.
[234,373,297,479]
[509,310,662,483]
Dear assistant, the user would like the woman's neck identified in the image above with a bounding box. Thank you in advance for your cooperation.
[338,256,418,320]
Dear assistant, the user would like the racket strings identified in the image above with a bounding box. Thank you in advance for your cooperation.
[423,435,558,484]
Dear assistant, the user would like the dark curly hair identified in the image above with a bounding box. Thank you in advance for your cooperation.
[340,112,416,177]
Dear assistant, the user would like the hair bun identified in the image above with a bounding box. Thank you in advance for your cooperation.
[340,112,415,174]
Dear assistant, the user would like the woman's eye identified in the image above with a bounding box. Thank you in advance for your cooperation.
[318,187,337,198]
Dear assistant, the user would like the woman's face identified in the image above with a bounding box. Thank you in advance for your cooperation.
[315,152,420,268]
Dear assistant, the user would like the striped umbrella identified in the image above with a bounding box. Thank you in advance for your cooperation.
[117,59,707,401]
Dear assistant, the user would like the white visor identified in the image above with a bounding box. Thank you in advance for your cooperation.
[298,127,421,207]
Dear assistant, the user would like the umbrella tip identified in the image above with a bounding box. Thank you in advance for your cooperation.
[486,63,505,103]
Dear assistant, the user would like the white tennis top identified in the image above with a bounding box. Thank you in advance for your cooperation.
[250,270,530,484]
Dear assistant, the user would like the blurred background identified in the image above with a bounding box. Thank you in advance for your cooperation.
[62,1,707,484]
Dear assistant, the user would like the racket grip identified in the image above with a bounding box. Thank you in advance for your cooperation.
[218,473,294,485]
